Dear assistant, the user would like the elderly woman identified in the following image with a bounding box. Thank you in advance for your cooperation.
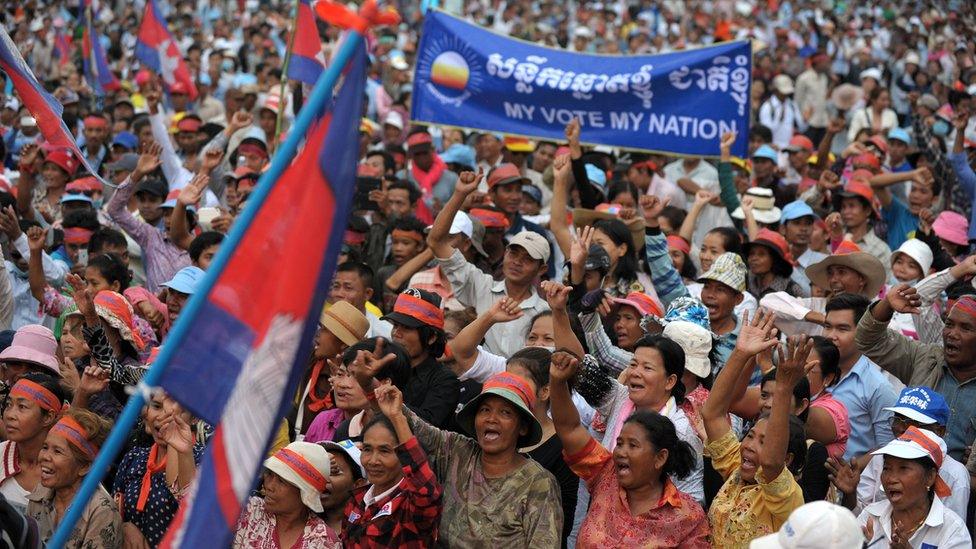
[234,441,340,548]
[341,384,442,547]
[549,349,710,548]
[112,391,200,547]
[0,373,67,514]
[27,408,120,547]
[859,427,972,548]
[351,342,562,547]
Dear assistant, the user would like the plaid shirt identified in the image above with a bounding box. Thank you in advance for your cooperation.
[341,436,442,549]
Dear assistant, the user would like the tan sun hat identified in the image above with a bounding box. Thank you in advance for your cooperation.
[264,441,331,513]
[319,301,369,347]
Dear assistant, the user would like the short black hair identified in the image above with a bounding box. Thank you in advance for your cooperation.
[389,215,426,235]
[365,150,395,175]
[607,181,640,207]
[0,191,16,211]
[750,124,773,144]
[62,209,101,231]
[189,231,224,263]
[811,336,841,387]
[387,180,421,205]
[336,261,374,288]
[707,226,744,256]
[633,335,686,404]
[761,369,812,423]
[659,205,687,231]
[88,228,127,255]
[342,337,411,389]
[362,413,400,444]
[825,293,871,325]
[86,253,131,290]
[507,347,553,390]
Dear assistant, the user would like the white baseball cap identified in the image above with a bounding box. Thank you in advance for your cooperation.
[508,231,551,263]
[383,111,404,130]
[750,501,863,549]
[449,211,473,238]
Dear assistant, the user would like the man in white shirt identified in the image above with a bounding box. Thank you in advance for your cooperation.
[662,157,727,247]
[759,74,808,149]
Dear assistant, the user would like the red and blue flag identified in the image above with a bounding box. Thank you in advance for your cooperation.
[80,3,120,95]
[136,0,198,100]
[158,38,368,548]
[0,26,100,178]
[54,28,72,68]
[287,0,326,85]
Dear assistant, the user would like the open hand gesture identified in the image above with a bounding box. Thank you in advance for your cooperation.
[67,273,97,323]
[178,173,209,206]
[79,364,110,396]
[26,226,46,253]
[570,225,594,267]
[775,335,815,388]
[18,143,41,172]
[541,280,573,311]
[735,309,779,357]
[0,206,22,241]
[133,142,163,180]
[487,297,524,324]
[549,350,580,384]
[886,283,922,314]
[158,407,194,454]
[825,456,862,496]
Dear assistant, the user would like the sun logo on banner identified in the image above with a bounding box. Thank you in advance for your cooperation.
[417,35,483,107]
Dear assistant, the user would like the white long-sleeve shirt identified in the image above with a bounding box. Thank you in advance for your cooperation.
[759,95,808,148]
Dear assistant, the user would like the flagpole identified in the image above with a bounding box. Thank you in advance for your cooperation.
[274,0,301,153]
[49,29,366,549]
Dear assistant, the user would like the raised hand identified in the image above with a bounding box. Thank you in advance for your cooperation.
[719,131,737,154]
[541,280,573,311]
[553,153,571,183]
[133,142,163,180]
[917,208,935,234]
[26,226,46,253]
[639,194,670,224]
[228,110,253,133]
[158,408,194,454]
[454,168,483,196]
[955,109,970,131]
[818,170,841,192]
[774,335,815,388]
[78,364,110,396]
[349,337,397,390]
[564,118,581,147]
[0,206,22,241]
[827,117,846,135]
[487,296,524,323]
[144,86,161,113]
[549,350,580,384]
[596,294,615,318]
[740,196,755,216]
[694,190,716,207]
[912,166,933,186]
[178,173,209,206]
[825,456,862,496]
[570,225,595,266]
[59,357,81,394]
[825,212,844,237]
[136,301,165,330]
[374,383,404,419]
[201,148,224,172]
[885,283,922,314]
[66,273,97,322]
[210,208,234,234]
[734,309,779,357]
[18,143,41,172]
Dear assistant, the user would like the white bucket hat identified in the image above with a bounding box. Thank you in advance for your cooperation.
[663,321,712,378]
[264,441,331,513]
[891,238,933,277]
[750,500,863,548]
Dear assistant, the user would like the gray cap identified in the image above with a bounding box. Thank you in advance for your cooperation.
[918,94,940,111]
[469,218,489,258]
[105,153,139,173]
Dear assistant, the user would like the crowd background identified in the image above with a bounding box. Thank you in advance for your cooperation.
[1,0,976,547]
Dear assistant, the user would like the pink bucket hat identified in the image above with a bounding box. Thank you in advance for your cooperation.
[0,325,60,377]
[932,211,969,246]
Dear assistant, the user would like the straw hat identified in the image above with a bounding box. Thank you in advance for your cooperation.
[805,240,886,297]
[319,301,369,347]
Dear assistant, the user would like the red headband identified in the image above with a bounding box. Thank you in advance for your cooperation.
[274,448,328,492]
[898,427,952,497]
[51,416,98,460]
[667,235,691,255]
[393,293,444,329]
[344,230,366,245]
[470,208,510,230]
[10,379,62,414]
[391,228,425,244]
[238,143,268,159]
[83,116,108,129]
[952,296,976,319]
[63,227,94,245]
[484,372,536,409]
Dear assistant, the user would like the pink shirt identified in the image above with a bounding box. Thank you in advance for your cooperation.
[810,392,851,459]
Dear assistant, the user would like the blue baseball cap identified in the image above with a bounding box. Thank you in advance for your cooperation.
[60,193,93,205]
[440,144,476,169]
[112,131,138,150]
[522,184,543,205]
[884,386,949,426]
[162,266,206,295]
[752,144,779,162]
[887,127,911,145]
[585,163,607,188]
[781,200,819,222]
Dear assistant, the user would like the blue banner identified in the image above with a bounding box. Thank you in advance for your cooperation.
[412,11,752,157]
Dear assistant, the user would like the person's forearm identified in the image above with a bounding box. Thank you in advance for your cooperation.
[27,249,46,302]
[385,248,433,291]
[177,449,196,490]
[870,299,895,322]
[678,203,704,244]
[552,308,584,358]
[549,176,572,258]
[549,378,580,432]
[954,123,966,153]
[702,349,750,420]
[675,177,701,195]
[169,202,192,250]
[389,413,413,445]
[869,171,915,188]
[15,171,35,220]
[427,190,464,258]
[744,212,760,241]
[450,312,494,365]
[815,127,834,172]
[760,385,791,475]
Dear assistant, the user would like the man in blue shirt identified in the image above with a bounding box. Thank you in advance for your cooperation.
[870,161,940,250]
[823,293,899,461]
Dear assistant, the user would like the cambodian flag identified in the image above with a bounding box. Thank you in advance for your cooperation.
[158,39,368,548]
[80,4,120,95]
[0,26,100,177]
[135,0,198,100]
[54,29,72,67]
[287,0,326,85]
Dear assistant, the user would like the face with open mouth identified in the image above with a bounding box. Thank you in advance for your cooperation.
[880,455,936,511]
[474,395,526,455]
[320,450,360,512]
[625,347,674,410]
[39,431,88,490]
[699,280,740,323]
[942,307,976,369]
[612,422,666,490]
[738,419,767,483]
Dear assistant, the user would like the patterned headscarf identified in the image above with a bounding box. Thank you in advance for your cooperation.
[94,291,145,351]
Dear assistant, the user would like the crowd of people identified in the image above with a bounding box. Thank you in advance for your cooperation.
[1,0,976,547]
